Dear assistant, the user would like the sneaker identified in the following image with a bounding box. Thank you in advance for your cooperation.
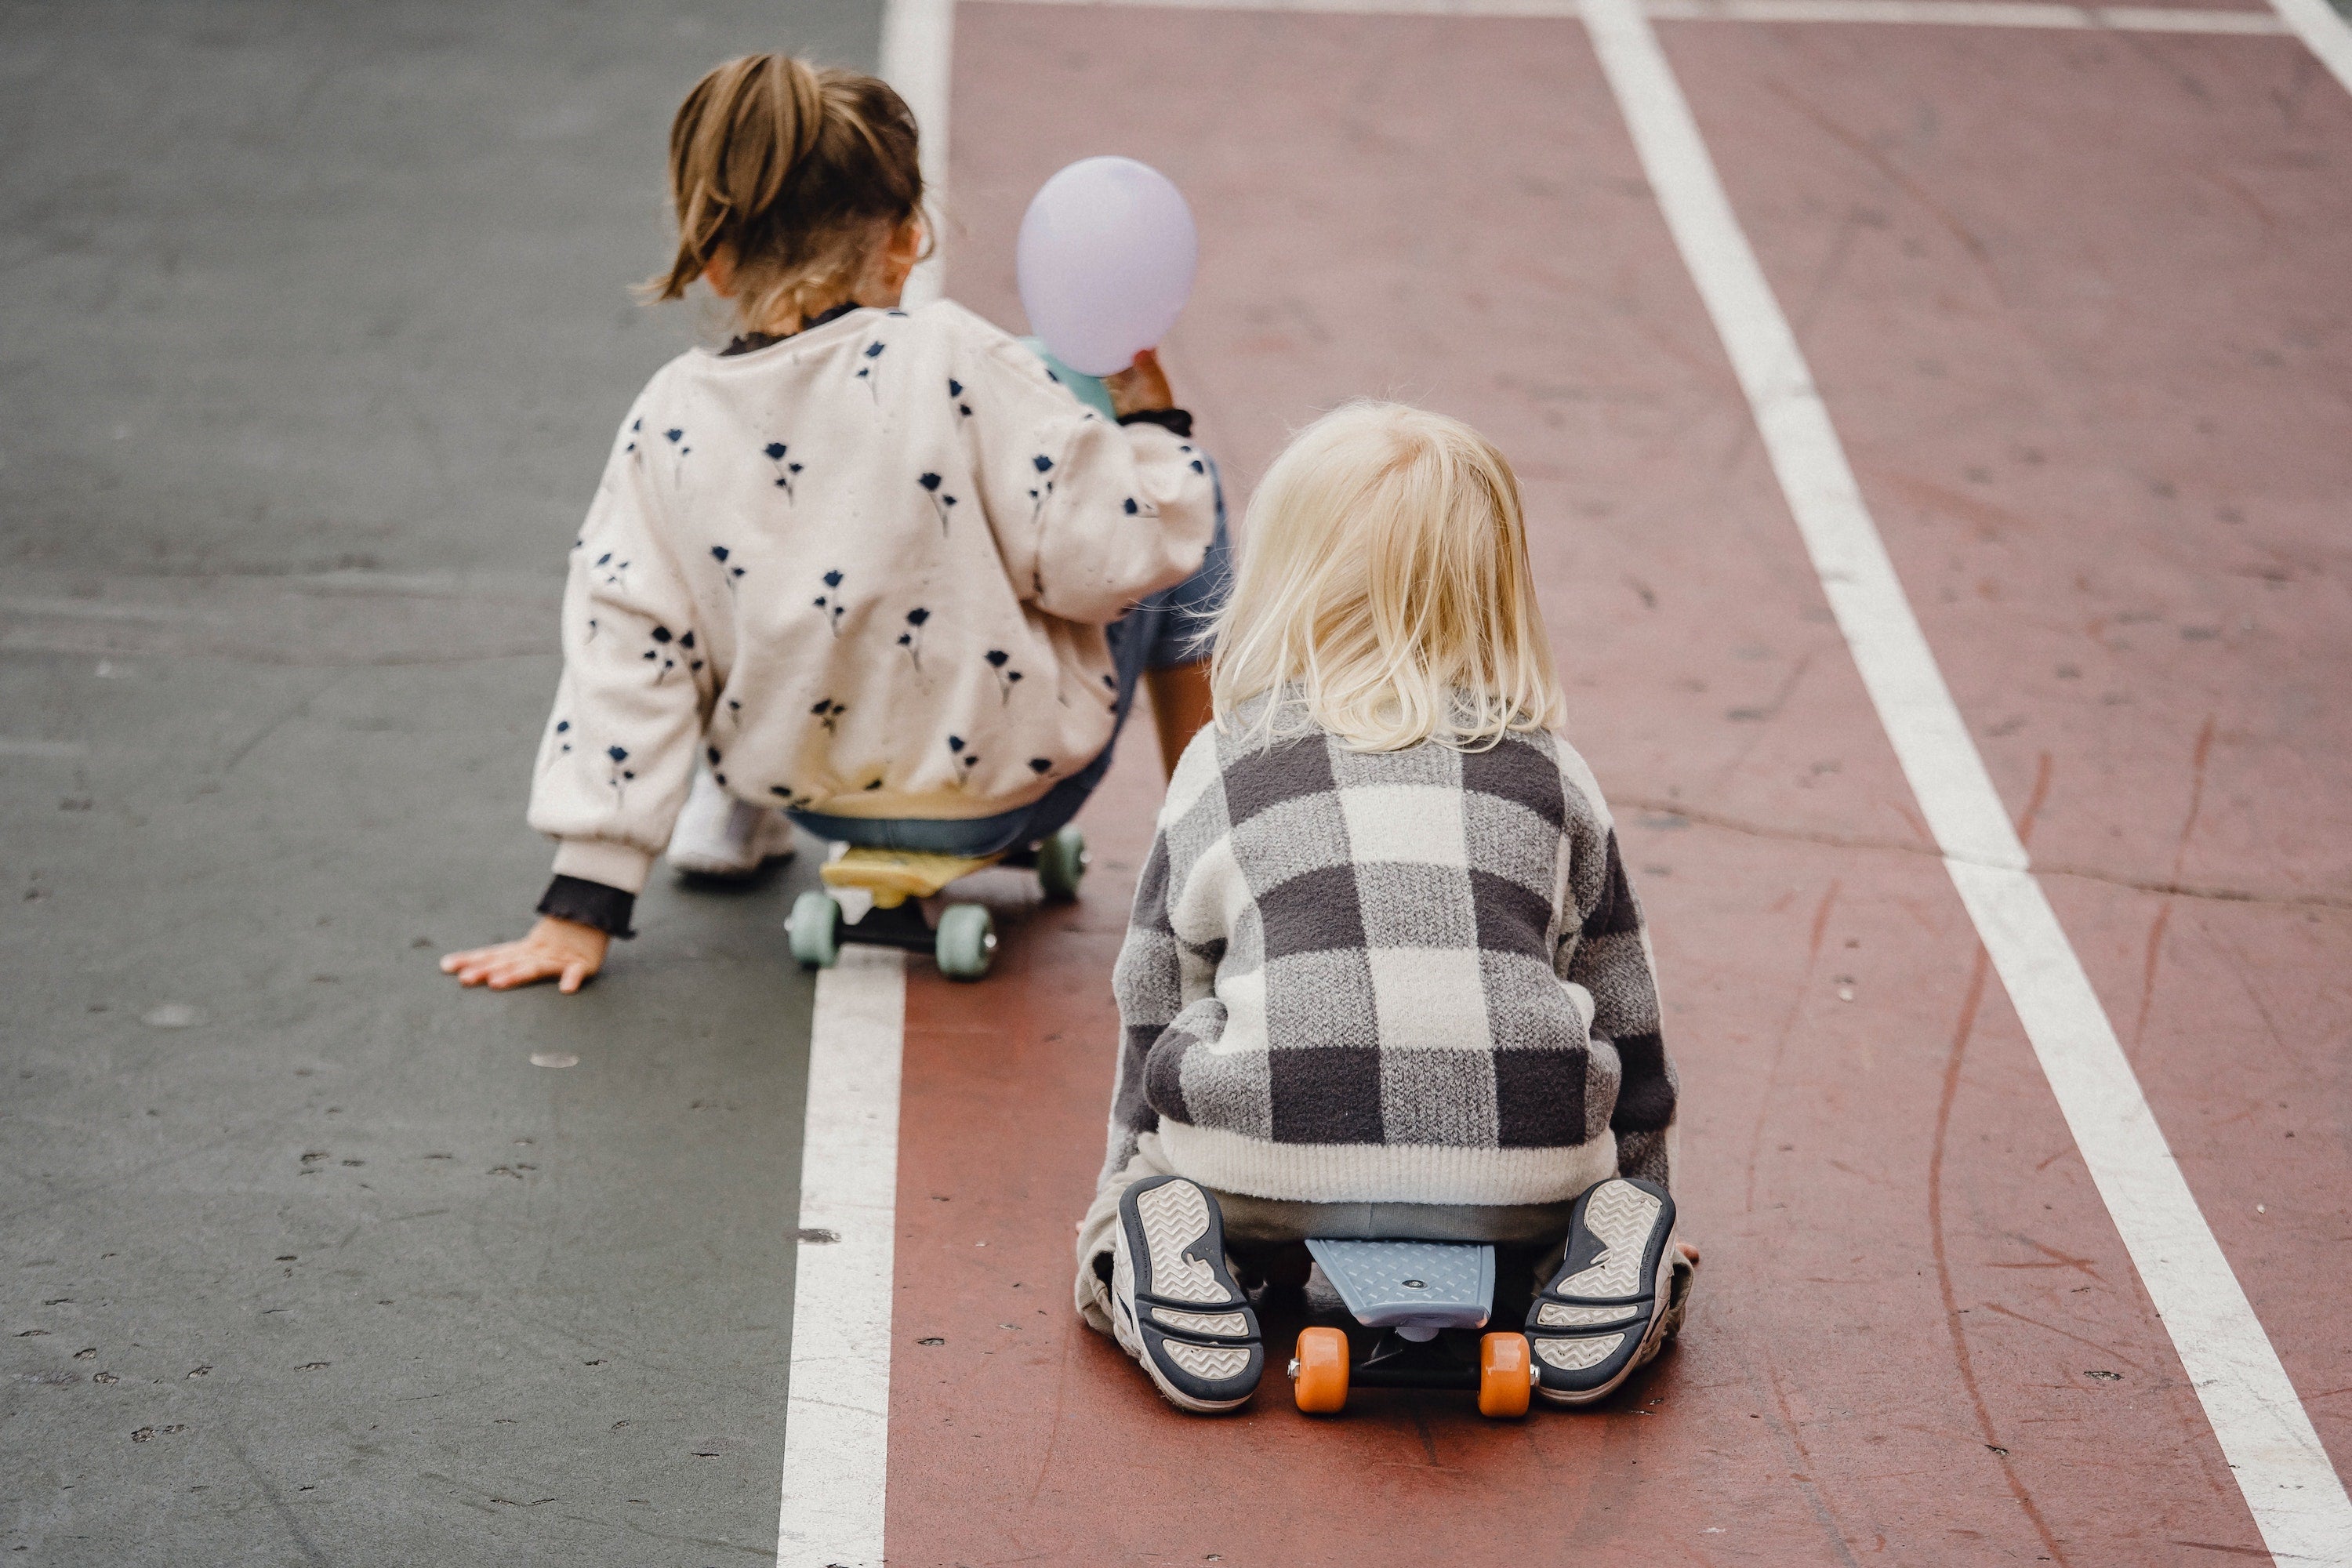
[666,768,796,877]
[1525,1177,1679,1406]
[1110,1176,1263,1413]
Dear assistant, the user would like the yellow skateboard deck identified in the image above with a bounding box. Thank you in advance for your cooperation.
[820,846,1000,909]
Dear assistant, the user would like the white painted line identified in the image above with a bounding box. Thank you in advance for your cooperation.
[1650,0,2283,29]
[992,0,2290,33]
[883,0,957,308]
[2269,0,2352,93]
[1578,0,2352,1559]
[776,946,907,1568]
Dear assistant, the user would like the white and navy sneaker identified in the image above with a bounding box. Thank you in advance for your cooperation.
[666,768,796,877]
[1525,1177,1680,1406]
[1110,1176,1264,1413]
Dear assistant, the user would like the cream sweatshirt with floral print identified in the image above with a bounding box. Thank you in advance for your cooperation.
[528,300,1217,895]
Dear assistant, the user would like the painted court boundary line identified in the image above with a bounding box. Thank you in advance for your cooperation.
[1577,0,2352,1559]
[884,0,957,310]
[2267,0,2352,92]
[996,0,2291,34]
[776,947,906,1568]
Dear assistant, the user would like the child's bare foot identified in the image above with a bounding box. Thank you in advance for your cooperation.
[441,916,608,993]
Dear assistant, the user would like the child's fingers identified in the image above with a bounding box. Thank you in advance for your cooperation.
[486,953,557,990]
[557,960,590,994]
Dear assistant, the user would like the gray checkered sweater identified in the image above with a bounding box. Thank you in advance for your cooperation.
[1103,717,1675,1207]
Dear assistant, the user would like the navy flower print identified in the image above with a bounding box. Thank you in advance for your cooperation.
[811,697,845,734]
[1027,454,1055,524]
[855,339,885,401]
[554,719,572,755]
[711,544,746,593]
[594,552,630,590]
[1123,496,1159,519]
[623,417,641,454]
[946,734,981,773]
[606,745,635,807]
[917,472,958,533]
[813,568,848,637]
[949,377,972,418]
[897,606,930,672]
[984,648,1024,704]
[1029,757,1053,775]
[763,441,802,499]
[664,426,689,481]
[643,625,679,683]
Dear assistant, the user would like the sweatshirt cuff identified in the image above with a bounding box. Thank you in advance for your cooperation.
[1118,407,1194,439]
[550,837,655,894]
[537,875,636,939]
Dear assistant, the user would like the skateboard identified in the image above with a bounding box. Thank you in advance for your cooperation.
[1286,1239,1535,1417]
[785,823,1087,981]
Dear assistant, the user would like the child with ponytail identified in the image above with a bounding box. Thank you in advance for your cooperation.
[444,54,1224,992]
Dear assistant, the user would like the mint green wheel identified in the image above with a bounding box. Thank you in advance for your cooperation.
[934,902,996,980]
[1036,824,1088,902]
[788,891,842,969]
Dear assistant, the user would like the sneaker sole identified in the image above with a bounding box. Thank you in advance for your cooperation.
[1532,1179,1675,1407]
[1116,1180,1260,1414]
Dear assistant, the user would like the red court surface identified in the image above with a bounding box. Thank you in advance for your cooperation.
[881,8,2350,1562]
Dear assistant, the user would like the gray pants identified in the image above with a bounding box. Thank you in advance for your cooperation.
[1073,1133,1612,1337]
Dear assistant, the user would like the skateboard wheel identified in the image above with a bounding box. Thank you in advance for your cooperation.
[1290,1327,1349,1414]
[934,902,996,980]
[1036,824,1088,902]
[787,891,843,969]
[1478,1332,1533,1418]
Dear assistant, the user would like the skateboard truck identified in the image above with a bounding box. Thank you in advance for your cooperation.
[786,824,1087,980]
[1287,1239,1535,1417]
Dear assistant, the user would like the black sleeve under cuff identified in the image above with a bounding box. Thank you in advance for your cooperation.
[1117,407,1194,440]
[537,874,637,938]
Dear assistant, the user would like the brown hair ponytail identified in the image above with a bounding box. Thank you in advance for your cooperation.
[646,54,924,328]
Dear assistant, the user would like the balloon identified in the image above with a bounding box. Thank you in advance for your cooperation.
[1016,157,1197,378]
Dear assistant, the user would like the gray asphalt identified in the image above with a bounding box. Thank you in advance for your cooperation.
[2,4,880,1561]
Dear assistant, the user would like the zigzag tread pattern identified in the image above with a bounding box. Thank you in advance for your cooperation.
[1537,1302,1635,1328]
[1163,1341,1254,1380]
[1134,1181,1227,1303]
[1535,1332,1624,1372]
[1554,1181,1662,1299]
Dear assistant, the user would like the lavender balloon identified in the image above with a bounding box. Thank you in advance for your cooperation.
[1016,157,1198,379]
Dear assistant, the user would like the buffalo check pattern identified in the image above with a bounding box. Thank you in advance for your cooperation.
[1104,716,1675,1207]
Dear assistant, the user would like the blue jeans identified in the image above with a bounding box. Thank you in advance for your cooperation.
[788,480,1232,858]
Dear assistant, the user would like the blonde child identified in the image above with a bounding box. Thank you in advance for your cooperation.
[1076,403,1694,1412]
[444,55,1225,992]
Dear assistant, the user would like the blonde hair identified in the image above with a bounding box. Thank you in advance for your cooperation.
[645,54,924,329]
[1209,402,1566,752]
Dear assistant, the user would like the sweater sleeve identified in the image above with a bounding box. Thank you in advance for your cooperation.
[525,385,717,895]
[964,335,1217,626]
[1562,823,1677,1192]
[1102,828,1184,1187]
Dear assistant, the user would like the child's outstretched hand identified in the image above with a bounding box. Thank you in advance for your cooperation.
[1104,348,1173,419]
[441,916,608,994]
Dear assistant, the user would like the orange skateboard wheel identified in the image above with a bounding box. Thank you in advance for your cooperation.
[1291,1327,1350,1414]
[1478,1332,1534,1418]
